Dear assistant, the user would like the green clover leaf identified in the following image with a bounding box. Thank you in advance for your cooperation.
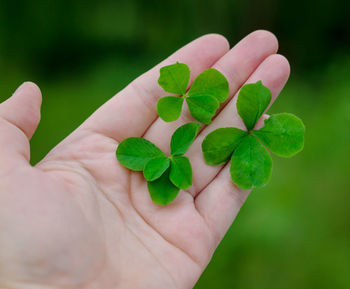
[202,81,305,190]
[157,96,184,122]
[169,156,192,189]
[230,135,272,190]
[148,168,180,205]
[186,94,220,124]
[253,113,305,157]
[143,156,170,181]
[158,62,190,95]
[116,122,200,205]
[170,122,201,156]
[157,63,229,124]
[116,137,165,171]
[202,127,248,165]
[237,80,272,131]
[188,68,229,103]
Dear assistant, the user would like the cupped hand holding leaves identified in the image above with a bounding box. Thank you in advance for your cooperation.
[0,31,292,289]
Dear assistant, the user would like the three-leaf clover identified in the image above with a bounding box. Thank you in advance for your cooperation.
[202,81,305,190]
[116,122,201,205]
[157,62,229,124]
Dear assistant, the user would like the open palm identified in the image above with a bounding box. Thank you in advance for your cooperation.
[0,30,289,289]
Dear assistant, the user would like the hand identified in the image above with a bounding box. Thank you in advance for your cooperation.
[0,30,289,289]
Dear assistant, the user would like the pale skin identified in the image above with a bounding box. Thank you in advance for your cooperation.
[0,30,290,289]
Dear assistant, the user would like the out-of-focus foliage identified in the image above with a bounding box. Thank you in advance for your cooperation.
[0,0,349,75]
[0,0,349,288]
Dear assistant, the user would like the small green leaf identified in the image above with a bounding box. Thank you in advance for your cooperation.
[157,96,184,122]
[186,94,219,124]
[158,62,190,95]
[170,122,201,156]
[143,157,170,181]
[230,135,272,190]
[116,137,165,171]
[253,113,305,157]
[147,168,180,205]
[188,68,229,103]
[169,156,192,189]
[202,128,248,165]
[237,81,272,131]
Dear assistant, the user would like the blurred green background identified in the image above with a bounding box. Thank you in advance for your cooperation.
[0,0,349,288]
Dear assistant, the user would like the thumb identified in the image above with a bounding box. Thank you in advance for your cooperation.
[0,82,42,165]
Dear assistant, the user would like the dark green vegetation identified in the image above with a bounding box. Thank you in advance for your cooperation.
[0,0,349,287]
[116,122,200,205]
[203,81,305,190]
[157,63,229,124]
